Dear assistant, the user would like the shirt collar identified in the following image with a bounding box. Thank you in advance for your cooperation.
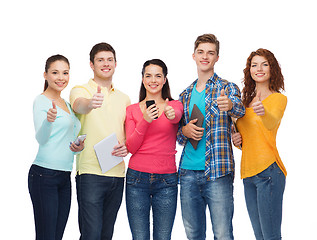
[193,72,218,85]
[88,78,115,92]
[207,72,218,84]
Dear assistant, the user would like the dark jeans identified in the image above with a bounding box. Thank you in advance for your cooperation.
[76,174,124,240]
[126,168,178,240]
[28,164,71,240]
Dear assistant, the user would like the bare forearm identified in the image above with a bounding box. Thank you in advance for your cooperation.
[73,98,93,115]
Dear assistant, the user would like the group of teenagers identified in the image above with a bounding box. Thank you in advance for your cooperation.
[28,33,287,240]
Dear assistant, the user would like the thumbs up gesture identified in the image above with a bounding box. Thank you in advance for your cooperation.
[89,85,104,110]
[47,100,57,122]
[217,89,233,111]
[252,91,265,116]
[164,98,175,120]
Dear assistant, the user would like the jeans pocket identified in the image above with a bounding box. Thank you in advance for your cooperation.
[163,173,178,187]
[42,169,60,178]
[179,168,187,177]
[31,164,60,178]
[126,174,138,186]
[272,162,284,175]
[255,166,272,181]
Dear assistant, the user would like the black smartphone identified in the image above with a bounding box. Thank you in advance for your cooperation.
[146,100,155,108]
[145,100,158,119]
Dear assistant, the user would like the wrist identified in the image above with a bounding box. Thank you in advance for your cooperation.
[88,100,95,111]
[182,125,188,138]
[143,114,152,123]
[228,99,233,111]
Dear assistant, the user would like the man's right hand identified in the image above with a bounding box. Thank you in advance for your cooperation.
[182,119,204,141]
[89,86,104,110]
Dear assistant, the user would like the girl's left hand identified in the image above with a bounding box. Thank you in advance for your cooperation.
[164,99,175,120]
[231,131,242,147]
[70,140,85,152]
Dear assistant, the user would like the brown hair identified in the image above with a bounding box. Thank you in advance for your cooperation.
[194,34,220,55]
[89,42,116,63]
[242,48,285,107]
[44,54,70,91]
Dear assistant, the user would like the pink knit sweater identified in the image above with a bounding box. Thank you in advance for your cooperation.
[125,100,183,174]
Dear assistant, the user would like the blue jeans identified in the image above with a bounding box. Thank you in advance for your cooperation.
[76,174,124,240]
[243,162,285,240]
[28,164,71,240]
[126,168,178,240]
[180,169,234,240]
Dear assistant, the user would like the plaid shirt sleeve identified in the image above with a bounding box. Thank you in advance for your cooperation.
[176,116,187,146]
[176,82,195,146]
[176,92,187,146]
[226,82,245,119]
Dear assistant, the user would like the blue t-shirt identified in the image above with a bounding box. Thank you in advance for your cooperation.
[33,95,81,171]
[181,84,206,170]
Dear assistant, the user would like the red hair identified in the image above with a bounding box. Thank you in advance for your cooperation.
[242,48,284,107]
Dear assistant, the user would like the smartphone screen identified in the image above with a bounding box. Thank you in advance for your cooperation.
[146,100,155,108]
[145,100,158,119]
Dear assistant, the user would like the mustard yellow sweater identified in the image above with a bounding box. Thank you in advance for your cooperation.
[236,93,287,179]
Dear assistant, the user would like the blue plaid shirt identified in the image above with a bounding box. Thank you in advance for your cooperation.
[177,73,245,180]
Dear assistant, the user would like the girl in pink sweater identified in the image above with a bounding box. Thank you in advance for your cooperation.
[125,59,183,239]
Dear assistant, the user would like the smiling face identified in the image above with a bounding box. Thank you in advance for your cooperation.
[193,42,219,74]
[90,51,116,81]
[44,60,69,93]
[250,55,271,85]
[142,64,166,97]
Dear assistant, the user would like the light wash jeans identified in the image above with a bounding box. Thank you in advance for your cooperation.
[243,162,285,240]
[126,168,178,240]
[180,169,234,240]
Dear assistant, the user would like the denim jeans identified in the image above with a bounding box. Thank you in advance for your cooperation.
[243,162,285,240]
[28,164,71,240]
[76,174,124,240]
[179,169,234,240]
[125,168,178,240]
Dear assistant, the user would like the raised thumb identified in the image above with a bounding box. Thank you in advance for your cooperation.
[97,85,101,93]
[165,98,169,106]
[52,100,56,109]
[220,89,225,96]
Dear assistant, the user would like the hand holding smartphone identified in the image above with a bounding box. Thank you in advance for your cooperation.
[146,100,158,119]
[74,134,87,146]
[69,134,86,153]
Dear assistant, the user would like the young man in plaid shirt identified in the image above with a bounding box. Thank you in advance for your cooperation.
[177,34,245,240]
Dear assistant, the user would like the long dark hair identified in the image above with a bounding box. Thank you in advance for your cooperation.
[139,59,173,102]
[44,54,70,91]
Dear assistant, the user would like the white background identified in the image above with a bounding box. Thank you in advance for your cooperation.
[1,0,316,239]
